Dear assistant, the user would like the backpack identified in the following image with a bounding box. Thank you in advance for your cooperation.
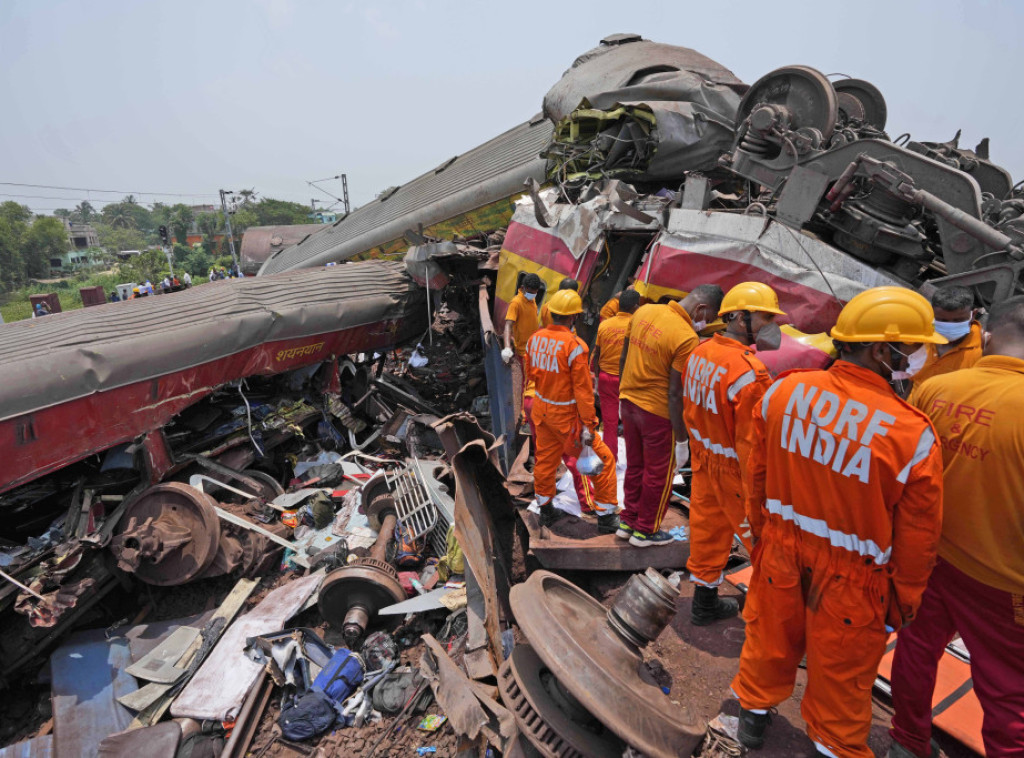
[312,648,364,704]
[278,689,337,741]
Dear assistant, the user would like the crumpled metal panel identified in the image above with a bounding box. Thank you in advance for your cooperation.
[636,209,904,333]
[543,36,746,123]
[259,118,553,275]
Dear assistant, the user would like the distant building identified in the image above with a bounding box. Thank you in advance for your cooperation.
[63,219,99,250]
[49,249,104,273]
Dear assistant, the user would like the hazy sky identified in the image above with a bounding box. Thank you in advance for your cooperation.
[1,0,1021,215]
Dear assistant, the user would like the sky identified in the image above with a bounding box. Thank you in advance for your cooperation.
[1,0,1021,216]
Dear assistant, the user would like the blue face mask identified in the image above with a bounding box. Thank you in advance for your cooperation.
[524,291,537,301]
[933,319,972,341]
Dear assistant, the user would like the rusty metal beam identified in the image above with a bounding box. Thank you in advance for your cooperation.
[450,438,516,675]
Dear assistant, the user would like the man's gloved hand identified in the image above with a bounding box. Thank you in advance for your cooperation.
[580,427,594,447]
[501,347,514,364]
[675,439,690,468]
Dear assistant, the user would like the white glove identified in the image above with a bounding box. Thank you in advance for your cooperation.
[501,347,514,364]
[675,440,690,468]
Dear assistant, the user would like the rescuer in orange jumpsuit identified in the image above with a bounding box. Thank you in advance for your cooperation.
[908,285,983,387]
[525,289,620,533]
[683,282,782,625]
[732,286,946,757]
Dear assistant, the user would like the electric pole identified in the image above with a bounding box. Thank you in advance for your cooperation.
[341,174,350,214]
[219,189,239,269]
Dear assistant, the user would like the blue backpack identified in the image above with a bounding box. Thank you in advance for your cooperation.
[312,648,364,704]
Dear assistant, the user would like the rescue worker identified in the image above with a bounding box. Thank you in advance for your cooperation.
[909,285,983,386]
[616,284,723,546]
[683,282,782,625]
[540,277,579,328]
[591,288,641,461]
[732,286,945,757]
[600,283,638,321]
[889,300,1024,758]
[525,289,620,532]
[502,273,542,432]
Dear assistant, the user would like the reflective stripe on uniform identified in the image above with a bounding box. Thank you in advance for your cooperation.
[760,377,784,419]
[689,427,739,460]
[727,369,757,402]
[765,498,893,564]
[534,392,576,406]
[896,427,936,484]
[567,344,585,365]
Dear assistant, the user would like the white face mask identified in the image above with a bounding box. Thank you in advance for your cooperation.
[891,346,927,381]
[524,291,537,301]
[933,319,972,341]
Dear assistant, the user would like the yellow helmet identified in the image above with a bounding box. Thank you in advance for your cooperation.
[830,286,948,344]
[719,282,786,316]
[547,289,583,316]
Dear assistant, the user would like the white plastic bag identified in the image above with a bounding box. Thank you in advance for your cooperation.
[576,444,604,476]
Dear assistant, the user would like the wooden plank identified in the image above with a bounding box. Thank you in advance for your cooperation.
[522,506,690,572]
[0,735,53,758]
[124,577,257,728]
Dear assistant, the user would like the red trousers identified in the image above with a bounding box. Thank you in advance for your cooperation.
[619,399,676,534]
[523,397,599,512]
[686,458,752,586]
[732,527,890,758]
[597,371,621,462]
[890,557,1024,758]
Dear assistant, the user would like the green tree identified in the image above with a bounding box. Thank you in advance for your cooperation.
[182,247,213,278]
[169,204,195,245]
[0,203,31,289]
[23,217,69,277]
[117,250,167,284]
[72,201,96,224]
[101,197,153,232]
[96,224,147,253]
[53,208,72,222]
[254,198,311,225]
[196,211,221,254]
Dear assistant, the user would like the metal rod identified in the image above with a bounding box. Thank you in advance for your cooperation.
[0,568,46,601]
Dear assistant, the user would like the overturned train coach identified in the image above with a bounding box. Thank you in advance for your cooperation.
[266,33,1023,452]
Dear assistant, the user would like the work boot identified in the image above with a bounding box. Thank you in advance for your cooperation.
[538,505,564,528]
[737,707,771,749]
[691,585,740,626]
[596,513,620,534]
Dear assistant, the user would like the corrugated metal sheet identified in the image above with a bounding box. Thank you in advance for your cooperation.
[259,117,553,275]
[0,261,420,421]
[0,736,52,758]
[239,224,325,275]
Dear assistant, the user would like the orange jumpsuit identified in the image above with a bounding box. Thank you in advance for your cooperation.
[682,334,772,586]
[524,325,618,515]
[732,361,943,758]
[910,322,983,386]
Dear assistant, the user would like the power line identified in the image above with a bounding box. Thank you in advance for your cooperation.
[0,181,219,197]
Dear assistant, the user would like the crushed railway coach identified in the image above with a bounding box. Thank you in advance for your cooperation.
[0,32,1017,755]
